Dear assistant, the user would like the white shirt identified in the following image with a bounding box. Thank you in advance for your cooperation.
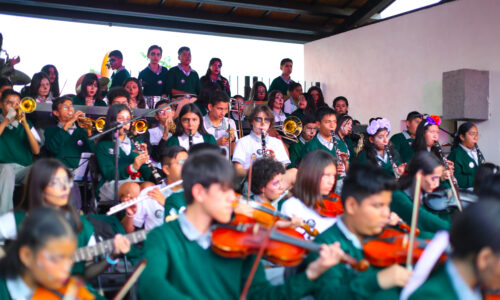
[177,131,204,151]
[132,182,172,230]
[6,276,33,300]
[148,125,171,146]
[280,196,336,238]
[283,98,298,114]
[203,115,238,158]
[272,110,287,124]
[120,136,132,155]
[232,131,290,169]
[459,144,479,165]
[317,134,334,151]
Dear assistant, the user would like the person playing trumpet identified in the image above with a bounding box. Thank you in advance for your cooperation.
[0,89,40,214]
[203,91,237,158]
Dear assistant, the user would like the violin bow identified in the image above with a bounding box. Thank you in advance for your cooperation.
[406,170,423,271]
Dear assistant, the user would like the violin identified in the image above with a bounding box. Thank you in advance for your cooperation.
[32,277,94,300]
[211,222,368,270]
[377,221,420,239]
[362,234,447,268]
[484,289,500,300]
[423,185,477,213]
[314,192,344,217]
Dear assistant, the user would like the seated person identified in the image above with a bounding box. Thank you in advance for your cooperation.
[335,114,357,164]
[107,86,130,107]
[148,99,175,162]
[390,111,422,163]
[288,113,317,169]
[124,77,146,109]
[283,82,302,114]
[73,73,107,106]
[332,96,348,115]
[307,86,327,109]
[268,90,288,125]
[29,72,52,103]
[138,150,344,300]
[291,93,315,122]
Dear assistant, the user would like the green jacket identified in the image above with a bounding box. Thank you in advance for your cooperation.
[0,278,12,300]
[72,95,107,107]
[447,146,483,189]
[288,137,306,168]
[357,149,401,178]
[390,132,414,163]
[0,120,36,166]
[408,264,458,300]
[268,76,294,96]
[138,219,318,300]
[165,134,217,148]
[302,135,338,160]
[111,68,131,88]
[138,66,169,96]
[44,125,94,169]
[165,66,201,96]
[163,190,186,219]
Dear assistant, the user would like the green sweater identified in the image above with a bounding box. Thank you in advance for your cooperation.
[304,223,399,299]
[0,278,12,300]
[408,264,458,300]
[390,132,414,163]
[268,76,294,96]
[391,190,450,237]
[447,146,483,189]
[72,95,107,107]
[138,219,317,300]
[337,135,357,164]
[0,120,35,166]
[302,135,338,160]
[111,68,131,88]
[165,134,217,148]
[138,66,169,96]
[165,66,201,96]
[356,149,401,178]
[288,137,306,168]
[44,125,94,169]
[163,189,186,219]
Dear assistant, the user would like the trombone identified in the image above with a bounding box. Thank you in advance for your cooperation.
[77,116,106,133]
[275,116,302,143]
[16,97,36,120]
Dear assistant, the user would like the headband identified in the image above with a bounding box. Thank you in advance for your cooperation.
[366,118,391,135]
[423,114,441,127]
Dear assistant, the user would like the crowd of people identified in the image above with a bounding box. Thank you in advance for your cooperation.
[0,42,499,300]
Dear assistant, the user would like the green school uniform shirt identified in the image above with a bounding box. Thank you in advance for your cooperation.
[337,135,357,164]
[165,134,217,147]
[138,219,318,300]
[356,149,401,178]
[0,278,12,300]
[408,264,458,300]
[163,189,186,219]
[165,66,201,96]
[447,146,483,189]
[302,135,338,160]
[138,66,169,96]
[110,68,131,88]
[268,76,295,96]
[0,120,36,166]
[390,131,415,163]
[288,136,306,168]
[72,95,107,107]
[44,125,94,169]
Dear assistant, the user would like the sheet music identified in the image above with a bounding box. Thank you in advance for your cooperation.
[74,152,93,181]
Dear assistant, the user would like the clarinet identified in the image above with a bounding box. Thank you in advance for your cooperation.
[475,144,485,164]
[434,141,463,211]
[331,131,346,177]
[384,145,400,179]
[188,129,193,150]
[128,133,163,185]
[260,130,268,157]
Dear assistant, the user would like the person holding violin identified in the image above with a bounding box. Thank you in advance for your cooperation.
[139,150,345,300]
[357,117,406,178]
[303,163,412,299]
[404,200,500,300]
[0,207,95,299]
[447,122,485,190]
[391,151,451,238]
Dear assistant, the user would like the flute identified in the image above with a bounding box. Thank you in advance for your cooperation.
[106,180,183,215]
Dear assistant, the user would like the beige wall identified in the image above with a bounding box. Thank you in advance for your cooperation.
[305,0,500,163]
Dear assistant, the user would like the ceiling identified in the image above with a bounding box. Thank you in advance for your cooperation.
[0,0,444,43]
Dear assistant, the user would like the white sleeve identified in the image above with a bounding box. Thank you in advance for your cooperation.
[0,212,17,241]
[132,200,146,228]
[232,138,247,167]
[271,138,291,166]
[31,127,41,144]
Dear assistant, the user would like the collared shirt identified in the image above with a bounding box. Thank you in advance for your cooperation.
[115,66,126,72]
[0,114,41,143]
[6,276,33,300]
[178,131,204,151]
[283,98,298,114]
[402,130,411,140]
[148,64,163,76]
[459,144,479,165]
[148,125,171,146]
[317,134,333,151]
[178,212,212,249]
[232,131,290,169]
[177,64,192,77]
[445,260,482,300]
[58,122,76,135]
[120,136,132,155]
[133,181,171,230]
[272,110,287,124]
[203,115,238,158]
[298,135,306,145]
[336,216,362,249]
[377,151,389,165]
[280,75,292,85]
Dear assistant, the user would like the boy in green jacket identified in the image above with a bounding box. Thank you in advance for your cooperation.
[390,111,422,163]
[138,151,344,300]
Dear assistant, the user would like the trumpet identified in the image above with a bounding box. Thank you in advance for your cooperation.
[16,97,36,120]
[132,119,148,134]
[77,116,106,133]
[275,116,302,143]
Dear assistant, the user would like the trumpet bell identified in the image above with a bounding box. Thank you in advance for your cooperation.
[282,116,302,139]
[95,117,106,132]
[20,97,37,113]
[133,119,148,134]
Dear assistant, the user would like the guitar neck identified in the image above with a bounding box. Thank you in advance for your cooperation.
[74,229,149,263]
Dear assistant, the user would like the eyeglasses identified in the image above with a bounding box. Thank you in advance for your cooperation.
[109,59,116,63]
[48,176,73,190]
[158,108,172,115]
[254,117,273,124]
[43,251,74,267]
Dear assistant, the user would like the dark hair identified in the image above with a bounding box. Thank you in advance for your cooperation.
[19,158,82,233]
[109,50,123,59]
[412,117,440,156]
[398,151,443,190]
[178,46,190,55]
[315,106,336,123]
[123,77,145,108]
[307,86,326,108]
[336,114,353,135]
[51,95,73,112]
[292,150,337,207]
[477,173,500,201]
[302,92,316,114]
[147,45,162,56]
[288,82,302,93]
[107,87,130,105]
[29,72,50,98]
[0,207,76,279]
[280,58,293,67]
[452,122,476,150]
[248,105,274,126]
[174,103,208,136]
[182,151,235,205]
[41,65,60,97]
[363,117,392,166]
[99,104,131,141]
[406,111,422,122]
[0,77,13,89]
[154,99,169,110]
[161,145,187,166]
[474,163,500,194]
[251,158,285,195]
[204,58,222,78]
[208,90,229,106]
[188,143,226,156]
[267,90,284,112]
[1,88,21,102]
[77,73,101,100]
[198,83,217,110]
[249,81,267,102]
[302,112,317,126]
[450,200,500,259]
[333,96,348,108]
[341,162,396,205]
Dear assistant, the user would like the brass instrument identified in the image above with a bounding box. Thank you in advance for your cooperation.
[16,97,36,120]
[132,119,148,134]
[77,116,106,133]
[275,116,302,143]
[331,131,346,177]
[385,145,400,179]
[229,97,244,139]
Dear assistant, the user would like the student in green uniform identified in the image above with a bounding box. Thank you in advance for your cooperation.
[165,46,201,97]
[0,207,79,300]
[335,114,357,164]
[447,122,485,189]
[161,146,188,220]
[304,163,412,299]
[268,58,294,96]
[291,93,315,122]
[138,150,344,300]
[138,45,169,97]
[124,77,146,109]
[357,117,405,178]
[288,113,317,168]
[390,111,422,163]
[307,86,327,109]
[332,96,349,115]
[44,96,94,169]
[73,73,107,106]
[405,200,500,300]
[0,89,40,215]
[107,86,130,107]
[109,50,131,88]
[391,151,451,237]
[95,104,153,201]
